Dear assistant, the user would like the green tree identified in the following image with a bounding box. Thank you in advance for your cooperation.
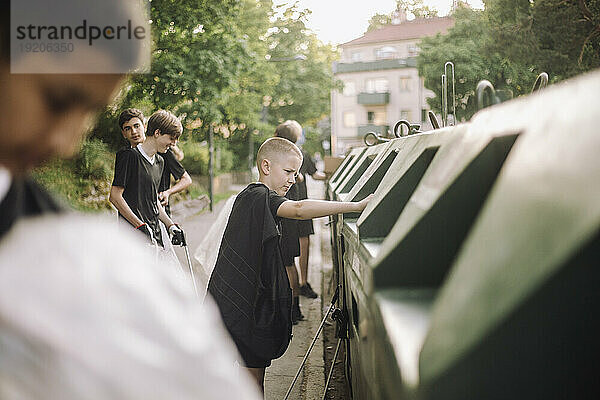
[124,0,250,127]
[366,0,439,32]
[397,0,439,18]
[217,0,278,169]
[531,0,600,79]
[418,6,496,121]
[367,13,392,32]
[264,3,340,128]
[418,0,600,122]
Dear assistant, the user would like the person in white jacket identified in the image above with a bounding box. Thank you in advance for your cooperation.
[0,1,260,398]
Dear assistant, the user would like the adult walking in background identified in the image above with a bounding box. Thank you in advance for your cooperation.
[274,120,304,324]
[296,145,327,299]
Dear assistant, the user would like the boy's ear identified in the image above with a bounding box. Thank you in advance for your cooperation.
[153,129,161,137]
[260,159,270,176]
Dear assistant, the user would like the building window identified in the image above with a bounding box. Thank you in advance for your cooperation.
[343,81,356,96]
[408,44,419,57]
[343,111,356,128]
[400,110,412,121]
[399,77,411,92]
[351,51,362,62]
[368,111,386,125]
[365,78,389,93]
[375,46,398,60]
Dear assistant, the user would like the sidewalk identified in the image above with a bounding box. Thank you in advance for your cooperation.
[173,179,330,400]
[265,214,328,400]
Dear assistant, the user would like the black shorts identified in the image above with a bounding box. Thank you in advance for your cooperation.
[280,218,299,265]
[236,341,272,368]
[297,219,314,237]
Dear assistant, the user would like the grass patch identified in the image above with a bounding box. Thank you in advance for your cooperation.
[32,158,113,212]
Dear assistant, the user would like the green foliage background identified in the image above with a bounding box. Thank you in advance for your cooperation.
[33,0,600,210]
[35,0,338,210]
[417,0,600,121]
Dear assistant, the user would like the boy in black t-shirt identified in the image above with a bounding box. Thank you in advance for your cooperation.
[158,145,192,216]
[117,108,192,217]
[109,110,184,247]
[207,137,372,392]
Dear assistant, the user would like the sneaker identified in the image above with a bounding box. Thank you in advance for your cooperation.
[299,283,318,299]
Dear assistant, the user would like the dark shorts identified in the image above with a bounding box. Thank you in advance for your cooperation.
[297,219,314,237]
[280,218,299,265]
[236,341,272,368]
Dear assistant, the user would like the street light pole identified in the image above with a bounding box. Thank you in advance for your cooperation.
[208,124,214,211]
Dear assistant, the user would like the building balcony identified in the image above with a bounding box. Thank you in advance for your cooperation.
[357,92,390,105]
[357,124,389,137]
[333,57,417,74]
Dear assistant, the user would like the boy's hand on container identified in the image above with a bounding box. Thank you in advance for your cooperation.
[356,194,375,212]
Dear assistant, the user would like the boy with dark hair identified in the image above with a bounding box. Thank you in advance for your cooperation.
[109,110,184,247]
[117,108,192,216]
[118,108,146,146]
[208,137,372,391]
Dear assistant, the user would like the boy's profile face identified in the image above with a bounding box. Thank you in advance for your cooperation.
[0,65,122,173]
[154,131,179,154]
[261,153,302,196]
[121,117,145,147]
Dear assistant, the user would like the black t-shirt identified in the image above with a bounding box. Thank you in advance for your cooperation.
[280,184,300,261]
[208,183,292,361]
[158,149,186,193]
[112,147,164,245]
[0,177,62,239]
[297,150,317,200]
[268,189,288,221]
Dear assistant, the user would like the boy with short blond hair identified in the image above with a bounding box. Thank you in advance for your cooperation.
[208,137,371,391]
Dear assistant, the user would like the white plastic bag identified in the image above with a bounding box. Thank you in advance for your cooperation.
[193,194,237,298]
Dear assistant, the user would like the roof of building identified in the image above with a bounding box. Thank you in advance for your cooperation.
[342,17,454,47]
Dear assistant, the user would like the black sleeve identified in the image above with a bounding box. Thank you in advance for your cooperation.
[112,149,132,187]
[268,190,288,218]
[301,150,317,176]
[162,149,186,180]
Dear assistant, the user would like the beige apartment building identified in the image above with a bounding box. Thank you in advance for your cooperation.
[331,14,454,156]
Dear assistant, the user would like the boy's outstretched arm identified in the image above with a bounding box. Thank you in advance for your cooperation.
[277,195,374,220]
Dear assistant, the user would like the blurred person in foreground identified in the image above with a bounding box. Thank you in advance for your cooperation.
[0,2,260,399]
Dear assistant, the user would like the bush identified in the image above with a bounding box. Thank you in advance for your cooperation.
[32,158,113,212]
[179,140,209,175]
[217,146,235,174]
[75,139,114,180]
